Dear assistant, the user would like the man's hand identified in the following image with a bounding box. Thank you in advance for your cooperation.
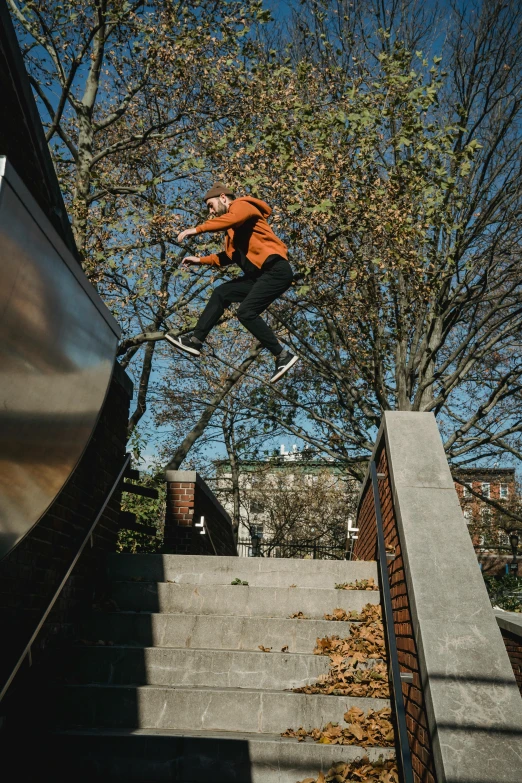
[177,227,197,243]
[181,255,202,268]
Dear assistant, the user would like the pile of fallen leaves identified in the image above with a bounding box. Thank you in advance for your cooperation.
[324,604,382,622]
[294,603,388,698]
[283,706,395,747]
[295,660,389,698]
[296,757,399,783]
[315,607,385,659]
[335,578,379,591]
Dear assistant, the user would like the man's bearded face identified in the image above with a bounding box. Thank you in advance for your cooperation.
[208,196,228,217]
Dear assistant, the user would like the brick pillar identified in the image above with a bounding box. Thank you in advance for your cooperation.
[164,470,196,553]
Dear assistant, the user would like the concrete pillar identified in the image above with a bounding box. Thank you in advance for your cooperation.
[163,470,237,556]
[357,412,522,783]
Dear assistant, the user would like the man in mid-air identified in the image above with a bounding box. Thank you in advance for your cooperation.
[166,183,298,383]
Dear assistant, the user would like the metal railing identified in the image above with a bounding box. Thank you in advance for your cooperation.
[370,460,414,783]
[0,453,131,705]
[237,537,347,560]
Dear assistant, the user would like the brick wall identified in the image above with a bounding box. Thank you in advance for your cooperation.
[453,469,517,559]
[0,363,132,689]
[165,479,196,554]
[500,629,522,696]
[164,470,237,556]
[352,471,378,562]
[354,447,437,783]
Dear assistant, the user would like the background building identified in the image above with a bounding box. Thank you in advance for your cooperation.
[453,467,519,574]
[213,445,360,558]
[214,448,520,568]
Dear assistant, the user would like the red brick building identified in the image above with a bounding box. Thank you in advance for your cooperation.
[453,467,519,574]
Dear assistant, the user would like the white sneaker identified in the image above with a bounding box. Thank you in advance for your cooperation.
[270,350,298,382]
[165,334,202,356]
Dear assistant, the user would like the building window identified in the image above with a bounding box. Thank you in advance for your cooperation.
[499,483,509,499]
[481,506,491,522]
[481,482,490,498]
[463,483,472,497]
[250,500,264,514]
[499,530,510,547]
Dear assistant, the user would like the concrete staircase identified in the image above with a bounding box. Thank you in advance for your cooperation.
[50,554,394,782]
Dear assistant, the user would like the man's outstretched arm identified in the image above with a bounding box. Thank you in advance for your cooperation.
[180,251,230,268]
[177,201,261,244]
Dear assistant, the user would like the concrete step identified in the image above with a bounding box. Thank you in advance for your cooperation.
[48,728,395,783]
[110,582,379,618]
[82,612,359,653]
[107,553,377,588]
[65,645,358,689]
[56,684,390,733]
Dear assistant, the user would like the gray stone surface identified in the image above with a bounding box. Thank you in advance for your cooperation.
[52,728,395,783]
[111,582,380,618]
[68,646,335,690]
[107,552,378,587]
[164,470,197,482]
[385,411,456,490]
[495,609,522,639]
[84,612,358,653]
[378,411,522,783]
[58,684,390,733]
[51,550,390,781]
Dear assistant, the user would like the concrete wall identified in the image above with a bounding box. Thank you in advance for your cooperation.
[355,412,522,783]
[164,471,237,556]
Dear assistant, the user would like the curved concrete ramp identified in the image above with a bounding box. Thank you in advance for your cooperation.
[0,158,120,560]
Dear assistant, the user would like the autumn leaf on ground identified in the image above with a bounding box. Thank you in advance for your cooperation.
[324,603,382,622]
[289,611,309,619]
[283,706,394,748]
[295,604,388,698]
[296,757,399,783]
[335,578,378,591]
[324,608,359,621]
[258,645,272,652]
[281,645,289,652]
[231,578,249,585]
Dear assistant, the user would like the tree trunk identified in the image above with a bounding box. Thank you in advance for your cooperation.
[164,343,263,471]
[222,412,241,536]
[128,340,156,436]
[72,117,94,260]
[417,315,443,411]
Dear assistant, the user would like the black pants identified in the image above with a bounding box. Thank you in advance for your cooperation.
[193,256,293,356]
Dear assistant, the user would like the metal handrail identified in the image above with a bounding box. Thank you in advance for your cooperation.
[370,461,414,783]
[0,452,131,704]
[237,537,347,559]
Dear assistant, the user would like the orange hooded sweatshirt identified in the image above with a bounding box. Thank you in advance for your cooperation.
[195,196,288,270]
